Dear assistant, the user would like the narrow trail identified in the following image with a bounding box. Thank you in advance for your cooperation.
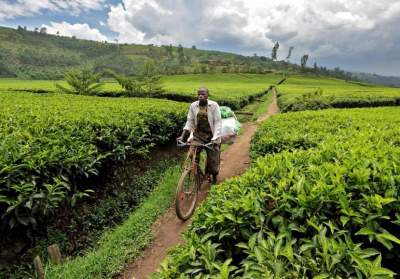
[119,90,279,279]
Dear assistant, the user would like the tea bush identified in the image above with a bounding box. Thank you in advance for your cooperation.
[0,92,186,233]
[155,107,400,278]
[276,75,400,112]
[0,73,279,109]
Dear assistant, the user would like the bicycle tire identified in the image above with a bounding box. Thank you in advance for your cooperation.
[175,168,199,221]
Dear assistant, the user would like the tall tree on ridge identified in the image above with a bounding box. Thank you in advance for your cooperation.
[301,54,309,69]
[286,46,294,61]
[271,41,280,61]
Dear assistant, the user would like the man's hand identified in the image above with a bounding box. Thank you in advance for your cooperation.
[177,129,190,143]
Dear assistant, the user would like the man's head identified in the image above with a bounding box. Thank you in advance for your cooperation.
[197,87,209,105]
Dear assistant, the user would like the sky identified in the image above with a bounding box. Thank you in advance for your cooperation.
[0,0,399,77]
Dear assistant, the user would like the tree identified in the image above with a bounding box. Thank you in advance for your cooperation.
[177,44,185,65]
[39,27,47,34]
[286,46,294,61]
[271,41,279,61]
[313,62,318,73]
[191,45,197,50]
[56,66,103,95]
[111,61,163,95]
[301,54,309,69]
[140,61,164,94]
[163,45,174,59]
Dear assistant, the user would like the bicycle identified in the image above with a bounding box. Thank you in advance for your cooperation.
[175,140,215,221]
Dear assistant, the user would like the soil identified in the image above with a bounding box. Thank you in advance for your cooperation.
[119,91,279,279]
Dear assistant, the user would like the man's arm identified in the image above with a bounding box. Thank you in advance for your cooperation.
[178,104,195,141]
[211,103,222,142]
[183,103,195,131]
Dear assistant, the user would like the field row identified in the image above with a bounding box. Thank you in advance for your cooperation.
[0,74,278,109]
[0,92,187,232]
[276,75,400,112]
[157,107,400,278]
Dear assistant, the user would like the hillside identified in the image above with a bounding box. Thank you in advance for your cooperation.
[353,72,400,87]
[0,26,295,80]
[1,26,399,86]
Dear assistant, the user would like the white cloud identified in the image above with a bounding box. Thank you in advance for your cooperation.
[0,0,106,20]
[43,21,108,41]
[106,0,400,75]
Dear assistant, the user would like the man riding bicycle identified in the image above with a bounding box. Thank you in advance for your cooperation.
[177,87,222,184]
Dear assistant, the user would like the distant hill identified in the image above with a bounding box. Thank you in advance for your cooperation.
[0,26,297,79]
[352,72,400,87]
[1,25,398,87]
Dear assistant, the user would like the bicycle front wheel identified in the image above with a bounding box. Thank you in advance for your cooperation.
[175,168,199,221]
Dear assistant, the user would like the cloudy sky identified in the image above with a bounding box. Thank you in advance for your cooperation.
[1,0,399,76]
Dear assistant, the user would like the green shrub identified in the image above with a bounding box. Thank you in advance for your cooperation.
[276,75,400,112]
[0,92,186,234]
[155,107,400,278]
[56,66,103,95]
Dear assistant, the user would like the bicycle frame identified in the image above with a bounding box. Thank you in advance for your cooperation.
[177,140,214,180]
[175,140,215,220]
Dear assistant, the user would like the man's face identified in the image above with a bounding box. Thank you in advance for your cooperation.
[197,90,208,102]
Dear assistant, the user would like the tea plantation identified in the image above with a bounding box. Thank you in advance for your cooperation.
[276,75,400,112]
[0,92,187,232]
[0,73,278,109]
[156,107,400,278]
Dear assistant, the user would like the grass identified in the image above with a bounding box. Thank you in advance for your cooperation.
[45,164,181,279]
[236,91,273,122]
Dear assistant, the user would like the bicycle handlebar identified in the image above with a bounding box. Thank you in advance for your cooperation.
[177,140,214,150]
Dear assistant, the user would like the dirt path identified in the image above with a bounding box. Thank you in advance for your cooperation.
[119,90,278,279]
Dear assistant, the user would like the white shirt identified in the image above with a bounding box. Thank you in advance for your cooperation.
[183,99,222,143]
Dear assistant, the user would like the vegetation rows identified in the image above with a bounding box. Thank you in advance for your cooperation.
[0,92,186,235]
[156,107,400,278]
[0,73,278,110]
[276,75,400,112]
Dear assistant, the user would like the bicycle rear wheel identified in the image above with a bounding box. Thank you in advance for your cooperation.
[175,168,199,221]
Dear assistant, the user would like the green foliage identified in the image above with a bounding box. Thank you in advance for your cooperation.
[161,73,280,109]
[0,92,186,234]
[0,26,288,79]
[46,165,181,279]
[56,66,103,95]
[2,26,396,85]
[111,62,164,96]
[0,160,175,278]
[155,107,400,278]
[277,75,400,112]
[0,73,280,110]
